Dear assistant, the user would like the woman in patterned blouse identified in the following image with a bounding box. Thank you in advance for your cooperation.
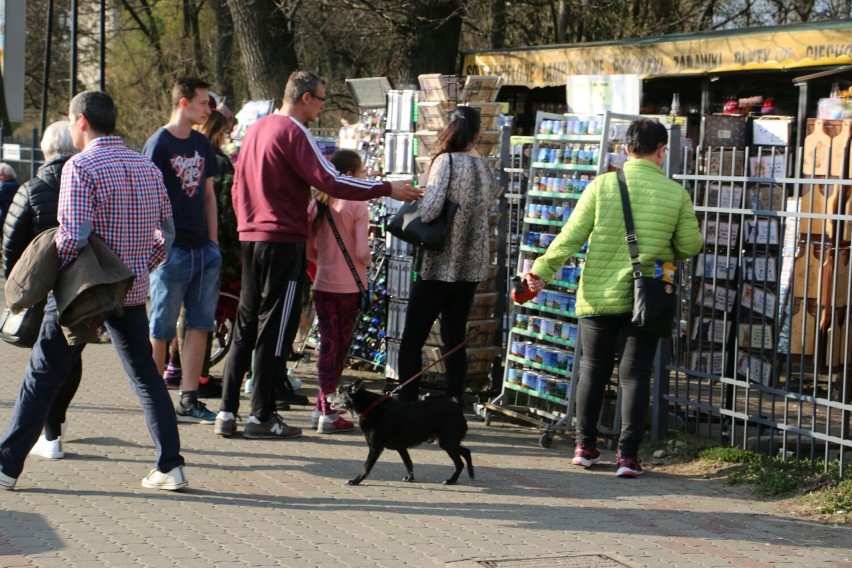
[397,106,494,402]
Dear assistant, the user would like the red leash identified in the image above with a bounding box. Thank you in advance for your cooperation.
[359,326,481,419]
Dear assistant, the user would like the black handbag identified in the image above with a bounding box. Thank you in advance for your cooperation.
[386,154,459,252]
[616,170,677,338]
[321,203,372,313]
[0,300,46,348]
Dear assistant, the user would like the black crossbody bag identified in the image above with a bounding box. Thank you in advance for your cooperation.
[386,153,459,252]
[616,169,676,338]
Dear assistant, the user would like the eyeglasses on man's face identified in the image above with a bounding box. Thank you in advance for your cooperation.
[311,93,327,102]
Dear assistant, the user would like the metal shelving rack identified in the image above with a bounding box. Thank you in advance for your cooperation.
[483,110,644,447]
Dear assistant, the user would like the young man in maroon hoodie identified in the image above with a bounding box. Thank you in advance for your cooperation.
[215,71,421,439]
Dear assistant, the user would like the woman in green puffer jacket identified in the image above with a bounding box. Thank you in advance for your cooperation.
[523,119,702,478]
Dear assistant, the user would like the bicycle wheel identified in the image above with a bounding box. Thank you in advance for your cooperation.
[209,290,239,367]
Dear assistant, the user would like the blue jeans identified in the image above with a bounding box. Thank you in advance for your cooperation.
[0,296,184,480]
[149,241,222,338]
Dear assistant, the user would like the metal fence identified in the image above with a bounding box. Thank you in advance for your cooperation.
[0,127,45,183]
[664,143,852,474]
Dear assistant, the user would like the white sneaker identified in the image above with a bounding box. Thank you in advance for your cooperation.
[310,409,322,429]
[141,465,188,491]
[0,469,16,490]
[29,435,64,459]
[287,370,302,390]
[244,377,254,394]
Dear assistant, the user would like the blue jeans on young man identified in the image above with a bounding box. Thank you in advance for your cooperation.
[0,294,184,480]
[149,241,221,339]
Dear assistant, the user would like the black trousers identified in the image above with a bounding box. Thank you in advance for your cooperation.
[575,315,659,458]
[220,242,304,420]
[397,279,478,401]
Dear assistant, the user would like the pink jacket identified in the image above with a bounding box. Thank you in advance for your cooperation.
[307,197,371,294]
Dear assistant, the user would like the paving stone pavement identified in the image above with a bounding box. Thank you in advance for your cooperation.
[0,340,850,567]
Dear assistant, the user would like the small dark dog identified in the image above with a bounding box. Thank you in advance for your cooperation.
[327,380,475,486]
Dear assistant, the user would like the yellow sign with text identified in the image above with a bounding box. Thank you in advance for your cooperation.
[462,26,852,87]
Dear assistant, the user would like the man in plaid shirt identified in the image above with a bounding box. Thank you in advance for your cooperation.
[0,90,188,492]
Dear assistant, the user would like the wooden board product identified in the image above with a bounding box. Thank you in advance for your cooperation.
[802,118,833,176]
[792,240,830,303]
[821,246,851,310]
[830,119,852,177]
[799,183,841,236]
[789,297,818,356]
[824,310,852,367]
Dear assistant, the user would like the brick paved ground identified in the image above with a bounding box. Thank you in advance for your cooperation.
[0,337,850,567]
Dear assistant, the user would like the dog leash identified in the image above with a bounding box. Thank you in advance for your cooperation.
[359,326,481,419]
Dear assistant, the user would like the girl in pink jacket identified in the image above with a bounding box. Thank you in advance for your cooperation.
[307,150,371,433]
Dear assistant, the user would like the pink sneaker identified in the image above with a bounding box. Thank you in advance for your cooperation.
[571,445,601,468]
[317,414,355,434]
[616,454,644,477]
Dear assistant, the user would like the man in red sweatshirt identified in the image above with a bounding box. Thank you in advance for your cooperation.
[215,70,421,439]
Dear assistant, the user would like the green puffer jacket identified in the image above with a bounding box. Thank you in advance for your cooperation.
[531,158,703,317]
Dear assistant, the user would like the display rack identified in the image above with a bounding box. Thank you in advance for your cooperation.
[483,110,644,447]
[341,103,395,372]
[382,88,420,387]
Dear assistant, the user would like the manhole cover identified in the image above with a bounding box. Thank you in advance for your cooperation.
[469,555,630,567]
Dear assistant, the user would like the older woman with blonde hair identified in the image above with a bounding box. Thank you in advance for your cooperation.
[2,120,81,459]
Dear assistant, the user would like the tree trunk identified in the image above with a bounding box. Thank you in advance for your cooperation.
[226,0,299,104]
[397,0,464,86]
[210,0,235,103]
[182,0,206,76]
[490,0,506,48]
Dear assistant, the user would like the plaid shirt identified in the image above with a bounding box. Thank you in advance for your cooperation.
[55,136,173,306]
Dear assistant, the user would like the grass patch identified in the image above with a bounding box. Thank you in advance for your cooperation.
[652,434,851,522]
[810,479,852,522]
[695,445,852,521]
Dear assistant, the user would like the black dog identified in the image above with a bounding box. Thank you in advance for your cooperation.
[327,380,474,485]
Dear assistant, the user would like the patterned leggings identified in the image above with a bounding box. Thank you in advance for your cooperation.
[313,290,360,414]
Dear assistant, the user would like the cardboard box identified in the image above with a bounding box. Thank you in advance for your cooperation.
[749,155,789,179]
[703,149,746,176]
[752,116,793,146]
[702,115,750,148]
